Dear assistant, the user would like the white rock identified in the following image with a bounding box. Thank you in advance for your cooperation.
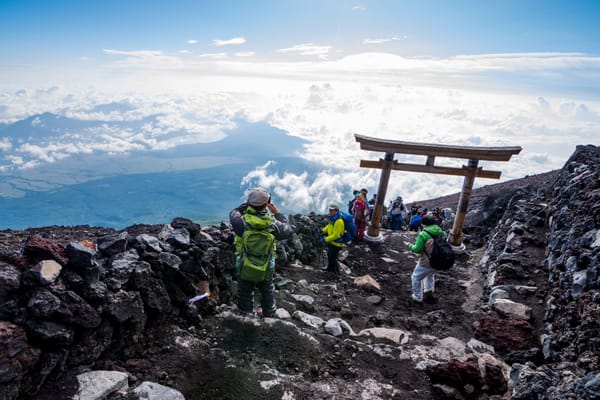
[133,381,185,400]
[34,260,63,285]
[358,327,410,345]
[292,311,324,329]
[73,370,129,400]
[275,308,291,319]
[467,338,495,354]
[493,298,531,320]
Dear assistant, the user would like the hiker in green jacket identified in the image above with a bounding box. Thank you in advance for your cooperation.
[230,188,293,317]
[408,215,445,304]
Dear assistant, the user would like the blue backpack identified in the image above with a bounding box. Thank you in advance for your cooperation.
[338,212,357,243]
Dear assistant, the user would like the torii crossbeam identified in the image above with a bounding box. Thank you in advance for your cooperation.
[355,134,522,248]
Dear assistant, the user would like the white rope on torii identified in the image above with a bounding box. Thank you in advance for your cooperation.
[355,134,522,249]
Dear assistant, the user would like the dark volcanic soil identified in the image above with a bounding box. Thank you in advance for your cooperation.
[13,228,546,399]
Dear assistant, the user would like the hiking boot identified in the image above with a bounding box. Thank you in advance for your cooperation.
[411,294,423,303]
[423,291,437,304]
[260,307,276,318]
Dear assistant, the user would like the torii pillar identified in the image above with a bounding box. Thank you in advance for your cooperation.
[355,134,521,249]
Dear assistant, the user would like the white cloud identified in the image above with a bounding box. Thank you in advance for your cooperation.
[363,36,407,44]
[213,37,246,46]
[179,50,192,54]
[0,138,11,151]
[235,51,255,57]
[103,49,163,57]
[352,5,366,11]
[103,49,184,69]
[187,39,198,44]
[198,52,227,59]
[6,155,23,165]
[277,43,331,59]
[1,50,599,209]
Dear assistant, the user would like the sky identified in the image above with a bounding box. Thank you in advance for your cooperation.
[1,0,600,213]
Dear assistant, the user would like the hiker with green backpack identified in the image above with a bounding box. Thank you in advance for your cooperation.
[229,188,294,318]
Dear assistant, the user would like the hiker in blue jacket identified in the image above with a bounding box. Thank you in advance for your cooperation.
[230,188,293,317]
[408,215,445,304]
[409,213,421,232]
[321,203,345,276]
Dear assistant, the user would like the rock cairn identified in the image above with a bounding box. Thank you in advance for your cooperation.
[0,215,322,399]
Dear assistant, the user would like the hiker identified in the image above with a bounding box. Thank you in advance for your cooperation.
[368,193,377,220]
[388,195,405,231]
[409,213,421,232]
[347,190,360,214]
[352,188,369,240]
[408,215,445,304]
[320,203,345,276]
[410,203,420,217]
[229,188,294,317]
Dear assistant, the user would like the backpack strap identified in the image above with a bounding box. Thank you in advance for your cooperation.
[421,229,439,260]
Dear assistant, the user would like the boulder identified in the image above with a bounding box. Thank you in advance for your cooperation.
[22,260,63,286]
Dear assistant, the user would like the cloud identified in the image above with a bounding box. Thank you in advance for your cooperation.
[5,155,22,165]
[187,39,198,45]
[198,52,227,59]
[213,37,246,46]
[103,49,184,69]
[240,158,465,214]
[235,51,255,57]
[0,138,11,152]
[2,50,599,208]
[352,5,366,11]
[277,43,331,59]
[363,36,407,44]
[103,49,163,57]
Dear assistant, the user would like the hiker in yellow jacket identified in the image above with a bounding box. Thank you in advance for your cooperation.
[321,203,345,276]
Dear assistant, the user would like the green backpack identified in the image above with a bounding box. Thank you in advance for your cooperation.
[236,212,276,282]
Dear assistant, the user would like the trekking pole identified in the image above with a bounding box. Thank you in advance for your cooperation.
[316,228,325,268]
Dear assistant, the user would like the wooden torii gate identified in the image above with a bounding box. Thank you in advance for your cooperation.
[355,134,522,248]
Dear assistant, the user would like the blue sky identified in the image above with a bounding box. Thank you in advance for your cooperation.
[2,1,599,63]
[1,0,600,213]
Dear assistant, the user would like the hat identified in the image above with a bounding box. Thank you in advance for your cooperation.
[360,188,368,195]
[328,203,340,211]
[396,195,403,200]
[247,188,270,207]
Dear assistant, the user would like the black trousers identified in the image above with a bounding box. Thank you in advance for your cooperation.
[326,243,341,275]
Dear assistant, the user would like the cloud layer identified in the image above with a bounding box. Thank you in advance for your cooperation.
[1,50,599,211]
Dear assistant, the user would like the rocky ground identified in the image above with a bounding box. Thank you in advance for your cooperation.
[1,146,598,400]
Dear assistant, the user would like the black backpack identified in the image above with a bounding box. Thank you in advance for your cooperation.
[422,230,455,270]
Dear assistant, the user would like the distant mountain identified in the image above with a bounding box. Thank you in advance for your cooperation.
[0,114,320,229]
[414,169,560,212]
